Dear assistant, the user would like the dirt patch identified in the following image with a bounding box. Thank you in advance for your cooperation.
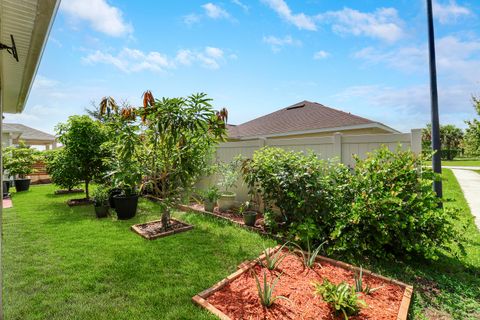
[55,189,84,195]
[187,203,264,229]
[199,251,409,320]
[131,218,193,240]
[67,198,93,207]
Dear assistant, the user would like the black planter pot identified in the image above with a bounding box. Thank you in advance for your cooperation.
[3,181,10,198]
[14,179,31,192]
[243,211,257,227]
[94,205,109,218]
[108,188,122,208]
[113,194,139,220]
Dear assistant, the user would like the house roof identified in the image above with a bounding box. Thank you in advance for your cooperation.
[3,123,55,142]
[228,100,398,139]
[0,0,61,113]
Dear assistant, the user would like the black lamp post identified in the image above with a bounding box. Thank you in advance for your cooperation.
[426,0,443,198]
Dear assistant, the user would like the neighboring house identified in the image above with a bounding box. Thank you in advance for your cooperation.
[227,100,399,141]
[2,123,56,150]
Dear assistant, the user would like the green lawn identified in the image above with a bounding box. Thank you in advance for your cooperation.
[2,173,480,319]
[2,184,274,319]
[424,159,480,167]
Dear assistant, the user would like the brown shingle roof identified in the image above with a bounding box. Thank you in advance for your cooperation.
[228,100,395,139]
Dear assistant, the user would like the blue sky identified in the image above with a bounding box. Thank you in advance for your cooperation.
[5,0,480,134]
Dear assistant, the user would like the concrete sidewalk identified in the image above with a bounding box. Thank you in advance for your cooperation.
[451,169,480,230]
[443,166,480,170]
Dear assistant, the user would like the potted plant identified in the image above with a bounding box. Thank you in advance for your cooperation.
[217,157,242,211]
[92,187,109,218]
[106,110,143,220]
[3,141,38,192]
[201,186,220,212]
[239,200,257,226]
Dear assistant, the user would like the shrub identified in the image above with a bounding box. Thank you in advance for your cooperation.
[3,141,38,179]
[45,149,81,191]
[243,147,349,235]
[314,279,366,319]
[328,146,457,260]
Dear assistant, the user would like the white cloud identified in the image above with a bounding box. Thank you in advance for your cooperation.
[263,35,301,52]
[83,46,228,72]
[313,50,330,60]
[317,7,404,43]
[433,0,472,24]
[232,0,249,12]
[354,36,480,82]
[183,13,201,25]
[262,0,317,31]
[202,3,230,19]
[83,48,174,73]
[60,0,133,37]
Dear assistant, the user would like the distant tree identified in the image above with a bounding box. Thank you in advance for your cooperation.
[422,124,464,160]
[55,115,109,198]
[464,96,480,156]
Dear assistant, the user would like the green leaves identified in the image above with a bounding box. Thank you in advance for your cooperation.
[252,270,289,308]
[3,141,39,178]
[314,279,366,320]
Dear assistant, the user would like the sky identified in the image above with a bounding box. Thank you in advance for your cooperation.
[5,0,480,134]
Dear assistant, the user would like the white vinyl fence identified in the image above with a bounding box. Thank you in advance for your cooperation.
[201,129,422,202]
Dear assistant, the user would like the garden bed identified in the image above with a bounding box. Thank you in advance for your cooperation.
[54,188,84,195]
[131,218,193,240]
[66,198,93,207]
[179,203,266,232]
[193,247,413,320]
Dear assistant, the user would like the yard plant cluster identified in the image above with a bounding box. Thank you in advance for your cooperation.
[243,147,459,261]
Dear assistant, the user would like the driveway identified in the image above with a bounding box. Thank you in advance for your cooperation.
[451,169,480,230]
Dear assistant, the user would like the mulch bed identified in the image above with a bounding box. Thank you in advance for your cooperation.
[55,189,84,195]
[131,218,193,240]
[66,198,93,207]
[179,203,266,230]
[193,248,413,320]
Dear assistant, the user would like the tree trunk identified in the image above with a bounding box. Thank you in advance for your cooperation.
[85,179,90,199]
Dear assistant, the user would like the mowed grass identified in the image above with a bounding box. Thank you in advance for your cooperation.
[3,170,480,319]
[2,184,274,320]
[424,159,480,167]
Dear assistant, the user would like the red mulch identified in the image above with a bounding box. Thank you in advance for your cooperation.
[207,252,404,320]
[134,219,192,238]
[67,198,93,207]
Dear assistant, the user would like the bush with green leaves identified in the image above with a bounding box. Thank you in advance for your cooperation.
[44,149,81,191]
[3,141,38,179]
[329,147,458,260]
[314,279,366,320]
[56,115,109,199]
[243,147,349,234]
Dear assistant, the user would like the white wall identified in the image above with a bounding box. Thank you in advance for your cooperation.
[201,129,422,202]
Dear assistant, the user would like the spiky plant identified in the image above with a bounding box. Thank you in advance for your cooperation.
[292,239,326,269]
[261,242,289,271]
[354,266,384,295]
[252,271,289,307]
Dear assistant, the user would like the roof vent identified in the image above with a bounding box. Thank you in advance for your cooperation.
[286,104,305,110]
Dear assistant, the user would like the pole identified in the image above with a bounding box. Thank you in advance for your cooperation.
[426,0,442,198]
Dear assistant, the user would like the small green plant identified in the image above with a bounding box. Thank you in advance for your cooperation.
[292,238,326,269]
[3,141,38,178]
[252,270,289,307]
[260,242,289,271]
[354,267,383,295]
[202,186,220,202]
[217,156,242,195]
[314,279,366,320]
[92,188,109,207]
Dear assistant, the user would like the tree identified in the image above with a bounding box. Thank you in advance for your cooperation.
[3,141,38,178]
[55,115,109,198]
[138,91,227,229]
[422,124,463,160]
[44,149,81,191]
[464,96,480,156]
